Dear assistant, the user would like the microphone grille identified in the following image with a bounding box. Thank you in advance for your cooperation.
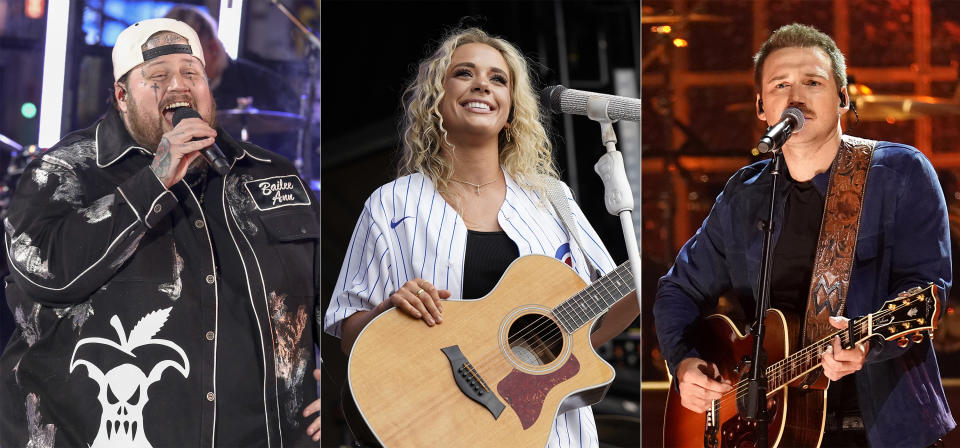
[172,107,201,127]
[781,107,805,132]
[541,85,567,114]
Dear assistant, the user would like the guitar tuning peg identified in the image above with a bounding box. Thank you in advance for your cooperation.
[897,337,909,348]
[913,333,925,344]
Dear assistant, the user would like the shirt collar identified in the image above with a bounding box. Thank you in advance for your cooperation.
[95,109,270,168]
[95,109,149,167]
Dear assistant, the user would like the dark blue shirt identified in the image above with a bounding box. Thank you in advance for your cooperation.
[654,138,955,447]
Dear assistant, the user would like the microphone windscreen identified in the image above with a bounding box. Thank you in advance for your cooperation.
[781,107,805,132]
[541,85,566,114]
[172,107,202,127]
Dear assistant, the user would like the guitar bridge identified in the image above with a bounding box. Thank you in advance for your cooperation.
[441,345,506,419]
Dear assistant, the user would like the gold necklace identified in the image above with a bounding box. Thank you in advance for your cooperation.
[451,177,499,195]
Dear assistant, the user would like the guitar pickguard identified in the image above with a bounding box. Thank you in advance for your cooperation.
[719,398,780,447]
[497,354,580,429]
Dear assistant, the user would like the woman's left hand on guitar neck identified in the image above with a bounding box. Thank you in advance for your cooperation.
[821,316,870,381]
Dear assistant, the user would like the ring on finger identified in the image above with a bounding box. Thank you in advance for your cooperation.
[415,288,426,297]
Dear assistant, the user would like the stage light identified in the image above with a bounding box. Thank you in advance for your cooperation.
[219,0,244,59]
[21,102,37,119]
[672,38,688,48]
[25,0,44,19]
[38,0,70,148]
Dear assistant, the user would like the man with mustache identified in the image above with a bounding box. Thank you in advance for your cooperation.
[655,24,953,446]
[0,19,322,446]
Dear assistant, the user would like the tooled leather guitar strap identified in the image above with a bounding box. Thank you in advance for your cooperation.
[799,135,877,386]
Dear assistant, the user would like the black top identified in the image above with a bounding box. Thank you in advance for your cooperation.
[462,231,519,300]
[771,180,823,316]
[771,178,858,415]
[183,169,269,446]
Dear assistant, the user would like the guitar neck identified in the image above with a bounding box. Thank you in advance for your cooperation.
[762,285,938,392]
[765,317,867,391]
[552,261,634,333]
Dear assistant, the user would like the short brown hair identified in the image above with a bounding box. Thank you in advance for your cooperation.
[753,23,846,92]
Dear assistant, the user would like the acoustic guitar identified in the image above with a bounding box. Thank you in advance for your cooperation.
[662,284,940,447]
[343,254,636,447]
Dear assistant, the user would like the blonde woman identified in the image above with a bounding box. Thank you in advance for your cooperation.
[324,28,638,447]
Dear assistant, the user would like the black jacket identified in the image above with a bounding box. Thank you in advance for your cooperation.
[0,110,320,447]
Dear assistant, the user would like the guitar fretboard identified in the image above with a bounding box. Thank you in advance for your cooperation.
[553,261,634,333]
[765,316,868,390]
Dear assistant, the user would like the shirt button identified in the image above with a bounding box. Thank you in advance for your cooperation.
[153,204,162,213]
[206,274,215,284]
[205,331,215,341]
[206,392,215,402]
[194,219,205,229]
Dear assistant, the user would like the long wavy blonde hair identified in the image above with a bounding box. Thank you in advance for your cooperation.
[398,27,558,197]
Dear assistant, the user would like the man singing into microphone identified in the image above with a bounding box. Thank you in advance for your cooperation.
[655,23,953,446]
[0,19,323,446]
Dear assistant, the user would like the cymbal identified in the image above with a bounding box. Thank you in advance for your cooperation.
[853,94,960,121]
[641,13,732,24]
[216,107,306,135]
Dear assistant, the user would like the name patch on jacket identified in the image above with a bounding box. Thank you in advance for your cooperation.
[244,175,311,210]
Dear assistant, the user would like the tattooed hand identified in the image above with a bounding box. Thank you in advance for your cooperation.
[150,118,216,188]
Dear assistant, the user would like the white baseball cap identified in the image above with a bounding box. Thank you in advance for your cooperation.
[111,18,205,81]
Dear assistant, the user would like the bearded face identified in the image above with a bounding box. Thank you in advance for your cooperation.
[114,32,216,151]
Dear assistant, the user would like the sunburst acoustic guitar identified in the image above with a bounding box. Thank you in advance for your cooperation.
[662,284,941,448]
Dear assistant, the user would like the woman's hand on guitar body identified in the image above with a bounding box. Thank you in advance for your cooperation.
[676,357,733,413]
[387,279,451,326]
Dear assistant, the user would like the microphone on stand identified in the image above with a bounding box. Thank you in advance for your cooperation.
[756,107,805,154]
[541,85,642,122]
[172,107,230,176]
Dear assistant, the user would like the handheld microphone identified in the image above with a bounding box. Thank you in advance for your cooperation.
[756,107,805,154]
[171,107,230,176]
[541,85,642,122]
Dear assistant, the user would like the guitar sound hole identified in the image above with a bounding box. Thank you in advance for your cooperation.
[507,314,564,366]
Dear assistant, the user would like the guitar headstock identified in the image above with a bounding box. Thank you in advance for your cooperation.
[868,284,940,347]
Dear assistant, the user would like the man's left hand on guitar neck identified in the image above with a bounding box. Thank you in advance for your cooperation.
[821,316,869,381]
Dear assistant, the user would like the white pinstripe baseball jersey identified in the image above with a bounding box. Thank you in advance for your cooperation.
[325,169,617,448]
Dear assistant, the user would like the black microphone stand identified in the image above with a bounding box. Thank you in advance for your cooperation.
[740,147,784,448]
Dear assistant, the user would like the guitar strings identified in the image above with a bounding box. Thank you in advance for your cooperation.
[472,268,624,369]
[713,317,872,410]
[470,265,633,372]
[513,267,630,357]
[718,297,925,408]
[713,301,925,410]
[497,264,630,360]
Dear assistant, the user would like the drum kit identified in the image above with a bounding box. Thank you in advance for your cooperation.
[216,97,306,143]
